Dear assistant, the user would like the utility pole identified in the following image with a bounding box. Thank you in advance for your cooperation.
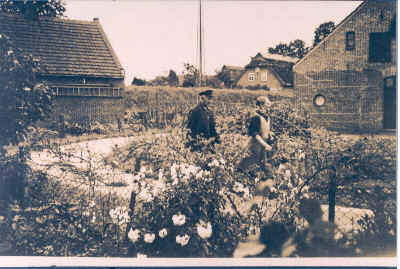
[198,0,203,87]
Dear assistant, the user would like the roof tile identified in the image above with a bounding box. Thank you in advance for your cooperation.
[0,13,124,78]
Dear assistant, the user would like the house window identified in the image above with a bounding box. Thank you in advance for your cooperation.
[261,72,268,82]
[248,73,255,81]
[313,94,326,107]
[345,31,355,51]
[369,32,391,63]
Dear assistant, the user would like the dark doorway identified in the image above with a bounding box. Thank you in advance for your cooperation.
[383,76,396,129]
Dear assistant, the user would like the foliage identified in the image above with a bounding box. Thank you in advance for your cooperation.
[182,63,199,87]
[246,85,270,91]
[204,76,223,89]
[0,0,66,19]
[0,87,395,257]
[313,21,335,47]
[268,39,309,59]
[131,77,146,86]
[167,70,179,87]
[149,76,168,87]
[0,34,52,148]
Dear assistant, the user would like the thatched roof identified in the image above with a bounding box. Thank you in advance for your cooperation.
[0,12,124,78]
[246,52,297,86]
[222,65,244,71]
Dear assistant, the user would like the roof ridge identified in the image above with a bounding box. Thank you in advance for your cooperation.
[0,11,97,25]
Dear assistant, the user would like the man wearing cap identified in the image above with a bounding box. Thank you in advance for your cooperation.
[239,95,275,177]
[186,89,220,152]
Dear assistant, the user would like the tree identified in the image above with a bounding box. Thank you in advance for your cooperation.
[268,39,309,59]
[313,21,335,47]
[0,34,52,148]
[216,68,233,88]
[167,70,179,87]
[149,76,168,86]
[0,0,66,19]
[182,63,199,87]
[268,43,291,57]
[132,77,146,86]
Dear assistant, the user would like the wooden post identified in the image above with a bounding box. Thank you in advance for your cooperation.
[328,166,336,223]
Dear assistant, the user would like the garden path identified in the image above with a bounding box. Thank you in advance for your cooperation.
[28,135,374,235]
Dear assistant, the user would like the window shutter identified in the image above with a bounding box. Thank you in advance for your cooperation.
[369,32,391,62]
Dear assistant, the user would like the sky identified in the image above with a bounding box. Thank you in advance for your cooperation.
[65,0,362,85]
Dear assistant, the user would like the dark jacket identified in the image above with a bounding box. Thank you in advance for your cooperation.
[187,103,220,149]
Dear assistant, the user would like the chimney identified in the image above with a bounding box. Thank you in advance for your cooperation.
[93,18,99,22]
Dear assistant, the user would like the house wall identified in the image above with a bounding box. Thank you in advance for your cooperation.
[294,0,396,132]
[39,75,125,125]
[237,68,283,90]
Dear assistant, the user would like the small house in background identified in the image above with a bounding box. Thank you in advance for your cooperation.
[236,53,298,90]
[0,13,125,125]
[219,65,245,88]
[294,0,396,132]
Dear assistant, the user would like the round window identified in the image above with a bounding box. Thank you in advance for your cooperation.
[313,94,326,107]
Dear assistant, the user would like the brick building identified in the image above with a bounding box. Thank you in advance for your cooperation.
[0,13,125,125]
[294,0,396,131]
[237,53,298,90]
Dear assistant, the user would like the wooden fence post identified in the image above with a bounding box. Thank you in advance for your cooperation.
[328,166,336,223]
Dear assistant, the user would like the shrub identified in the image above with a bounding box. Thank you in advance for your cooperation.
[0,33,52,148]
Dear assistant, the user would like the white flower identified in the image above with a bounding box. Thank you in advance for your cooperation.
[137,187,154,203]
[242,187,250,199]
[208,159,220,167]
[159,228,168,238]
[233,182,244,193]
[128,228,140,243]
[158,169,164,181]
[176,234,190,246]
[195,170,203,179]
[136,253,147,258]
[171,165,178,181]
[284,169,291,179]
[196,221,212,239]
[172,213,186,226]
[298,151,306,160]
[144,233,155,243]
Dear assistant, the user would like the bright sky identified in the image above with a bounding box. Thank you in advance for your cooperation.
[65,0,362,85]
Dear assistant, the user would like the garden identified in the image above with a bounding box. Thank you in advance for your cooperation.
[0,94,396,257]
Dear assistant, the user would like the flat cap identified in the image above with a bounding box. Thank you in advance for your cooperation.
[199,89,213,97]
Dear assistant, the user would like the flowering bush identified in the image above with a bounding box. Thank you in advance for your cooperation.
[125,136,251,257]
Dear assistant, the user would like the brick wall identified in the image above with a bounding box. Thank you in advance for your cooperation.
[294,0,396,132]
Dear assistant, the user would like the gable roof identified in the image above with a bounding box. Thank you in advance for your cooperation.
[294,1,367,69]
[270,66,294,86]
[0,13,124,78]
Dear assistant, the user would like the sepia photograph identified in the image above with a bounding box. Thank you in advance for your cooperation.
[0,0,396,266]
